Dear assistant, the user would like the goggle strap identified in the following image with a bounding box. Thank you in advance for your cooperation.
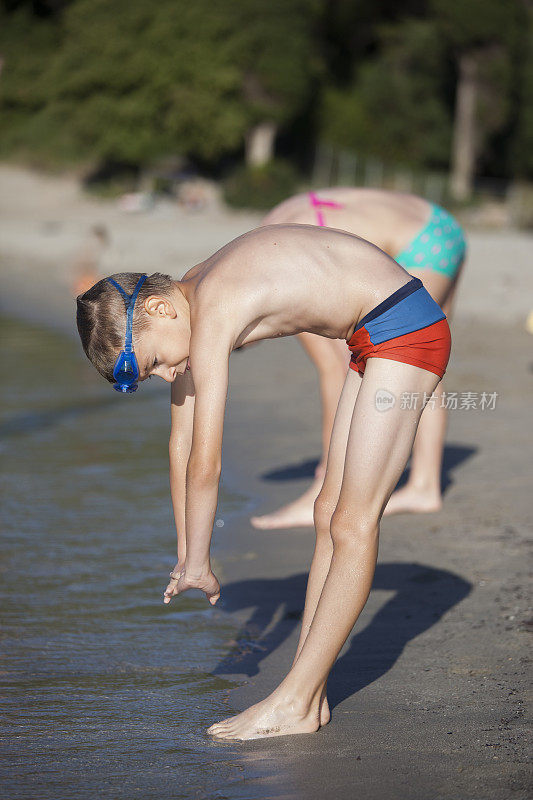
[107,278,131,304]
[107,274,147,353]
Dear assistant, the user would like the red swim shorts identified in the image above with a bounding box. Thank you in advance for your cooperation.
[347,278,451,379]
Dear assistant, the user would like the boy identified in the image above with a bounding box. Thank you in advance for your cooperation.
[76,224,450,740]
[252,188,465,529]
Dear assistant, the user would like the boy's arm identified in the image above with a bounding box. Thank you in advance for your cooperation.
[168,368,195,570]
[164,325,232,606]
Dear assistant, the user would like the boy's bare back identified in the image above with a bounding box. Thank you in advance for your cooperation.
[183,224,410,350]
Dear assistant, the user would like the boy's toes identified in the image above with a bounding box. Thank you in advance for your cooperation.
[213,731,240,741]
[210,725,239,740]
[207,718,232,733]
[209,721,232,732]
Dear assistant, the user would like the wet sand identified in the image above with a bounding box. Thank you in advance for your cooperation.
[1,165,532,798]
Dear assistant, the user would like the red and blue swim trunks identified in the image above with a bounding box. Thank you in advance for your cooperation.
[347,277,451,379]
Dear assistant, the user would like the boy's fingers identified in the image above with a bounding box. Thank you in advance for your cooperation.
[163,575,220,605]
[163,576,179,603]
[163,586,177,604]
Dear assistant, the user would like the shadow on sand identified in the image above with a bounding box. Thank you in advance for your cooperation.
[214,562,471,709]
[260,443,477,495]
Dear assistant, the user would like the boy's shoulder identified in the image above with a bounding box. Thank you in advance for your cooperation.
[188,271,246,339]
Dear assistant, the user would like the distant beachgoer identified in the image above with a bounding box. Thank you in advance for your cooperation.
[250,188,466,529]
[76,224,450,739]
[72,224,110,296]
[177,179,212,212]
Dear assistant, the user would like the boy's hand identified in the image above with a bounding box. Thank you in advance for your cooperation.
[163,566,220,606]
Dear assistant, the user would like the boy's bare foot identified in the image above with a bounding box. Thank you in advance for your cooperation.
[250,482,322,530]
[383,485,442,516]
[207,692,322,741]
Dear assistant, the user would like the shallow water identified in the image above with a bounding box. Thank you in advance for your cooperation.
[0,317,269,799]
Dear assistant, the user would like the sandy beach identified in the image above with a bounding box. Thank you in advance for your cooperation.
[1,164,531,799]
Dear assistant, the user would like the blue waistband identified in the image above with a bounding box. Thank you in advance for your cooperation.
[353,277,446,345]
[354,278,423,333]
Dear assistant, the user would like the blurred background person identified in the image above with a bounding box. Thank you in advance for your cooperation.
[71,223,110,296]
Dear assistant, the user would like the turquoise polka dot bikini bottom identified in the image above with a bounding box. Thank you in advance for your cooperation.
[395,204,466,280]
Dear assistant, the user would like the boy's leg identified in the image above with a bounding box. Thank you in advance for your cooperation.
[384,267,461,515]
[291,367,362,724]
[209,368,360,731]
[292,367,362,662]
[209,358,439,740]
[300,334,351,475]
[251,333,349,530]
[383,381,447,515]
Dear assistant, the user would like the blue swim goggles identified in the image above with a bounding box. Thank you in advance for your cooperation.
[107,274,147,393]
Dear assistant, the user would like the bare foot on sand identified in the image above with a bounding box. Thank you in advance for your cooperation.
[208,692,323,741]
[383,485,442,516]
[250,481,322,530]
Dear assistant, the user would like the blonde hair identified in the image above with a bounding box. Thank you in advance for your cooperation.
[76,272,174,382]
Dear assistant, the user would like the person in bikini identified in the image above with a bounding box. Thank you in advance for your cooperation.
[76,224,450,740]
[251,188,466,530]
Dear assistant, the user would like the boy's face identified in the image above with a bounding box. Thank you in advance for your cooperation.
[135,295,190,384]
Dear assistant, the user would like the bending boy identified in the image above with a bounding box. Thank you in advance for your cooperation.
[76,224,450,740]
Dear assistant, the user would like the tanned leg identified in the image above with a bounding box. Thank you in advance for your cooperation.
[209,359,439,740]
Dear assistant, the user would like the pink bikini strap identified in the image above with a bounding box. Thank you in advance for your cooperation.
[308,191,344,227]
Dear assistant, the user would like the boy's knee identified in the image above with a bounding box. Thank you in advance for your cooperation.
[330,506,379,547]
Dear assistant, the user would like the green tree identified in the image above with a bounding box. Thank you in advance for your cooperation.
[0,7,60,160]
[513,9,533,177]
[0,0,320,167]
[40,0,247,163]
[432,0,526,199]
[231,0,321,165]
[320,19,451,168]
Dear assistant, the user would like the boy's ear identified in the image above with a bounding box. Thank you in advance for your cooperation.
[143,295,177,319]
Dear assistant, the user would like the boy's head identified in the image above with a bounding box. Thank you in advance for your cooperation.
[76,272,190,387]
